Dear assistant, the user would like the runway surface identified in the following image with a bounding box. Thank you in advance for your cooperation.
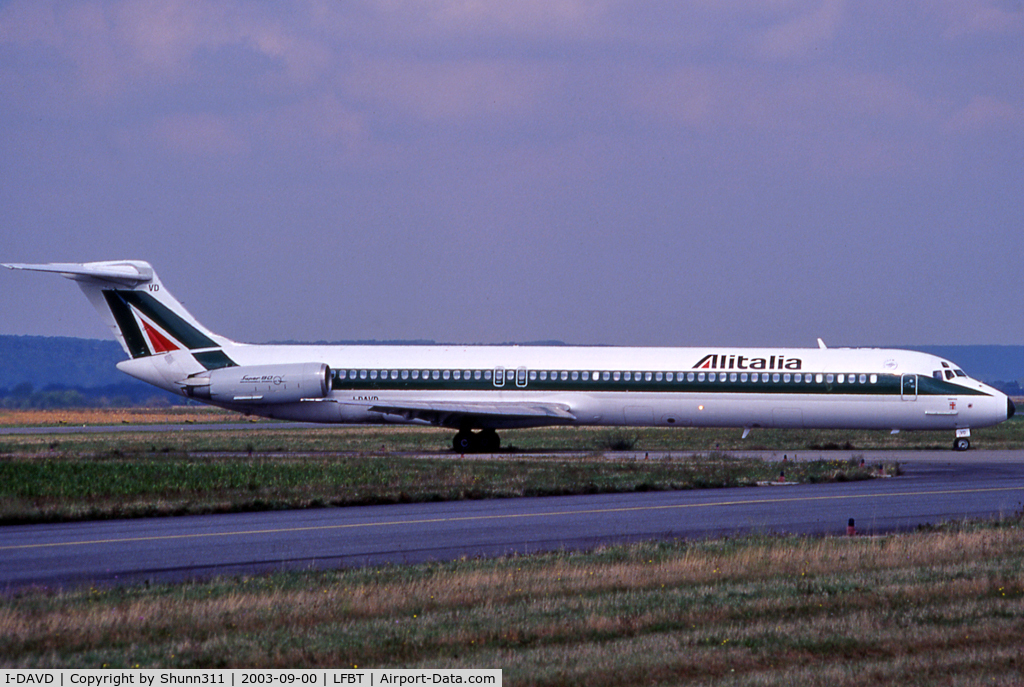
[3,450,1024,590]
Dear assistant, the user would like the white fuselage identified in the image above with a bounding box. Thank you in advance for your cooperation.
[119,342,1012,432]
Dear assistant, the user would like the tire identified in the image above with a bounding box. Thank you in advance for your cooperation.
[453,433,474,452]
[953,437,970,451]
[481,429,500,452]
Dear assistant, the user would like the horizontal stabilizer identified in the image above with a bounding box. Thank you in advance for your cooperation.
[2,261,153,286]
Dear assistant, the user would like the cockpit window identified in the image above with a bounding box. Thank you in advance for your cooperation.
[933,371,943,380]
[954,369,967,377]
[945,370,955,380]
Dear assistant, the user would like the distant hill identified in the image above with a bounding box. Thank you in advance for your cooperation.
[0,335,176,406]
[1,336,1022,407]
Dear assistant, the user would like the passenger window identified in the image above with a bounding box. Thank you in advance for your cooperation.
[370,370,378,380]
[561,371,569,381]
[826,374,834,383]
[530,371,537,380]
[730,373,737,382]
[783,374,791,383]
[644,372,652,382]
[666,373,673,381]
[687,372,695,382]
[401,370,408,380]
[870,374,877,383]
[474,370,481,380]
[772,373,780,383]
[837,374,845,383]
[624,372,632,381]
[453,370,461,380]
[698,373,705,382]
[655,372,663,381]
[740,373,748,382]
[571,371,579,381]
[443,370,450,380]
[485,370,492,380]
[603,371,610,381]
[709,373,717,382]
[794,374,801,382]
[613,371,621,381]
[859,374,867,383]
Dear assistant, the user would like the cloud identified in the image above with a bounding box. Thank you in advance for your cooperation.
[149,112,250,157]
[752,0,845,59]
[936,0,1024,38]
[342,58,556,123]
[946,95,1022,132]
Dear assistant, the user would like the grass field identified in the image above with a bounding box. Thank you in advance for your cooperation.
[2,410,1022,682]
[0,444,894,525]
[3,409,1020,524]
[2,519,1023,684]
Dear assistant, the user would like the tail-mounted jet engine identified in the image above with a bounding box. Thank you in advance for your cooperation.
[182,362,331,404]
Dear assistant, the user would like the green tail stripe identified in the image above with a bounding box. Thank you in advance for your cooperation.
[194,350,237,370]
[103,290,217,357]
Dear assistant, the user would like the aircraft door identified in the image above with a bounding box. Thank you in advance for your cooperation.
[901,374,918,401]
[516,367,528,388]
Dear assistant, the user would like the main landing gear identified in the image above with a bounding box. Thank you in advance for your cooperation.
[452,428,501,453]
[953,437,970,451]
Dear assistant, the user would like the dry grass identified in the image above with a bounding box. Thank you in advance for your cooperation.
[0,407,249,427]
[3,522,1023,685]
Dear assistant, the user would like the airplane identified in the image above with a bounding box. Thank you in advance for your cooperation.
[3,260,1015,452]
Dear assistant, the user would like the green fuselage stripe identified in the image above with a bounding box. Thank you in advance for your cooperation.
[329,371,987,397]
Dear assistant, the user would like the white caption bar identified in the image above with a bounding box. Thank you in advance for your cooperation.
[1,671,501,687]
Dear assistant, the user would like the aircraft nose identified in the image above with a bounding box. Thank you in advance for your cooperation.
[1009,397,1017,420]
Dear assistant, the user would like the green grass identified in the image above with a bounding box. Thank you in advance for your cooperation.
[0,450,892,525]
[8,416,1020,524]
[3,519,1023,685]
[3,417,1022,454]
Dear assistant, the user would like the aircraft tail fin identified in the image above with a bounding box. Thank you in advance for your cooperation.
[2,260,234,359]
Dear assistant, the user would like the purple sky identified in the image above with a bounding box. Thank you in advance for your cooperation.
[1,1,1022,348]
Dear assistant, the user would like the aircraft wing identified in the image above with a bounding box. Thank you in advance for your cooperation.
[334,398,576,426]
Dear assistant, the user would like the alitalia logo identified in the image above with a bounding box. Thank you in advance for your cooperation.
[693,354,803,371]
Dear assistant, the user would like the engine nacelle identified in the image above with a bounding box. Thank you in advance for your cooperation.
[184,362,331,404]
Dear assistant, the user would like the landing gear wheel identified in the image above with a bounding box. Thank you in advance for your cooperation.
[452,429,502,453]
[453,432,475,452]
[953,437,970,451]
[480,428,500,452]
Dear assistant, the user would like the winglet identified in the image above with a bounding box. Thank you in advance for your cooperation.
[3,261,154,286]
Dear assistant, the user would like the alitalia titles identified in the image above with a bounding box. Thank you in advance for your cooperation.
[693,354,803,371]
